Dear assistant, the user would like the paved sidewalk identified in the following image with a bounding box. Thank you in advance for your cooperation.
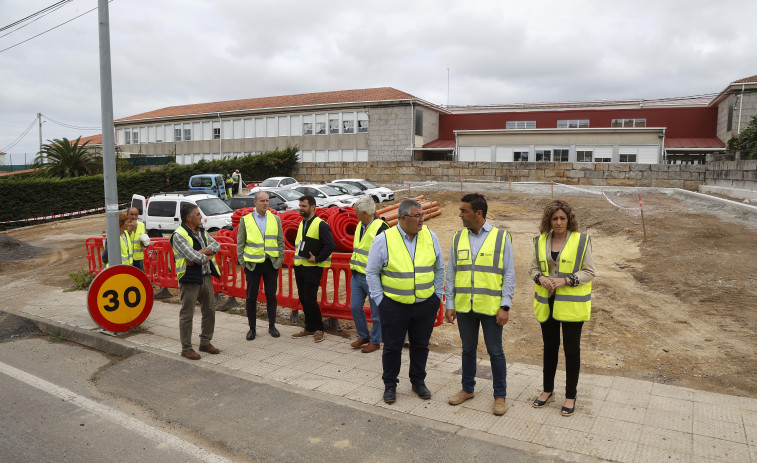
[10,281,757,463]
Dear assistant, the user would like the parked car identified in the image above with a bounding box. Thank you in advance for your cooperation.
[294,184,359,208]
[226,188,298,212]
[248,176,299,194]
[332,178,394,202]
[131,192,234,237]
[328,182,369,198]
[188,174,227,199]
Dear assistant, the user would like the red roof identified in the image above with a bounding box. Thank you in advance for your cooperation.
[117,87,417,122]
[732,74,757,84]
[422,139,455,149]
[665,137,724,148]
[79,134,102,145]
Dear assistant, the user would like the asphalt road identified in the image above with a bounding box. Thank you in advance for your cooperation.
[0,312,561,462]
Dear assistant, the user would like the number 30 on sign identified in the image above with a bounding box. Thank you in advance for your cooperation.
[87,265,154,333]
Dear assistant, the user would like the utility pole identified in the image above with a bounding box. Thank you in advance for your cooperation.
[447,68,450,107]
[98,0,120,264]
[38,113,43,161]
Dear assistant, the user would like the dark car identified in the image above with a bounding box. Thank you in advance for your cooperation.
[225,191,289,212]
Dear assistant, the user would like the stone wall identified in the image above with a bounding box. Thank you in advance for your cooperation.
[705,160,757,190]
[368,106,413,161]
[293,161,707,190]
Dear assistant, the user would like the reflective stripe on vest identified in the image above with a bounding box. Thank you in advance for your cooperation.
[242,211,280,263]
[349,219,386,273]
[380,226,436,304]
[533,232,592,322]
[172,226,221,281]
[453,227,509,315]
[128,221,146,260]
[294,216,331,268]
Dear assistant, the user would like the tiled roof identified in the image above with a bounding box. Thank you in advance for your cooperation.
[116,87,418,122]
[79,134,102,145]
[665,137,725,148]
[732,74,757,84]
[422,139,455,149]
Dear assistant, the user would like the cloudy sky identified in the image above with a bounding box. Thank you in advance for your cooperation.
[1,0,755,163]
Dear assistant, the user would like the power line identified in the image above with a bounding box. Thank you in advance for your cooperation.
[1,116,39,153]
[0,0,71,33]
[42,113,100,131]
[0,0,116,54]
[0,1,71,39]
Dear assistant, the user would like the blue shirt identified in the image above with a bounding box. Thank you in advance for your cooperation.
[366,224,445,305]
[444,220,515,311]
[253,209,267,233]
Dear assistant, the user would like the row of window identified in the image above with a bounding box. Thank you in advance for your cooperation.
[511,149,615,163]
[118,112,369,145]
[505,119,647,129]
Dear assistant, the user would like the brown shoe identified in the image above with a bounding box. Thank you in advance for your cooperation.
[448,390,475,405]
[313,330,324,343]
[493,398,508,415]
[181,349,201,360]
[361,343,380,353]
[291,330,314,338]
[351,338,369,349]
[199,343,220,354]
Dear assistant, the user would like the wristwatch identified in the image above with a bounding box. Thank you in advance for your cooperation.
[501,305,510,312]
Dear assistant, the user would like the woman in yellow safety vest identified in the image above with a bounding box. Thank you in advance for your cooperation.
[529,200,595,417]
[103,210,136,267]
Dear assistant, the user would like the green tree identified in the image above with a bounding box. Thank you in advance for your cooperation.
[726,115,757,160]
[34,137,98,177]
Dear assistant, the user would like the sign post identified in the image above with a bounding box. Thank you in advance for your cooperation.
[87,265,154,333]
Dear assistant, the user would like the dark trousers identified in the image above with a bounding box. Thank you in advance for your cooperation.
[457,310,507,398]
[294,266,324,332]
[132,259,144,271]
[541,301,584,399]
[379,294,439,387]
[244,259,278,330]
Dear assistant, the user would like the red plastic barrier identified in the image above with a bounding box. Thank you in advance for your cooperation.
[85,237,105,274]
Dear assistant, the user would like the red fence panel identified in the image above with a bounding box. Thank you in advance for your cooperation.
[85,237,105,274]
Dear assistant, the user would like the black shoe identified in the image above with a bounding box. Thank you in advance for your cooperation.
[383,386,397,404]
[412,383,431,399]
[561,399,576,417]
[268,326,280,338]
[246,329,256,341]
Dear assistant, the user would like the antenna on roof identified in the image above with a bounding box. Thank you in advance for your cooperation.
[447,68,450,107]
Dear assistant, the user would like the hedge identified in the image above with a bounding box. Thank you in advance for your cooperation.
[0,147,298,230]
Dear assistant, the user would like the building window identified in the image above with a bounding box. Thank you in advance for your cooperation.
[303,122,313,135]
[184,128,191,141]
[513,151,528,161]
[727,104,734,132]
[358,112,369,133]
[315,114,327,135]
[342,119,354,134]
[557,119,589,128]
[213,128,221,140]
[611,118,646,127]
[132,130,139,144]
[577,150,593,162]
[595,157,611,163]
[174,128,182,142]
[535,150,552,162]
[554,149,569,162]
[125,131,131,145]
[619,154,637,163]
[506,121,536,129]
[415,109,423,136]
[329,114,340,134]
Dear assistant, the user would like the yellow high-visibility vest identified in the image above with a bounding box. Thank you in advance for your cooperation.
[380,226,436,304]
[242,211,280,263]
[128,221,146,260]
[453,227,510,315]
[171,226,220,282]
[294,217,331,268]
[533,232,592,322]
[105,232,133,268]
[349,219,386,274]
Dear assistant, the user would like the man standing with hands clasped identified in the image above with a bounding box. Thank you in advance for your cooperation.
[445,193,514,416]
[291,195,334,342]
[237,191,285,340]
[366,199,445,404]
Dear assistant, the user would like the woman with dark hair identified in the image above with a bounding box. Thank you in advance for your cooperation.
[529,200,595,416]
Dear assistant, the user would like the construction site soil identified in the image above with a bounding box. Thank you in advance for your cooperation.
[1,188,755,398]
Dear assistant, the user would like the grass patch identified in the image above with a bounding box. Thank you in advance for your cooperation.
[47,330,67,343]
[128,324,146,333]
[64,268,96,292]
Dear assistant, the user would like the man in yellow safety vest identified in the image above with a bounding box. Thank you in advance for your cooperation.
[126,207,150,271]
[366,199,445,404]
[237,190,285,340]
[445,193,514,416]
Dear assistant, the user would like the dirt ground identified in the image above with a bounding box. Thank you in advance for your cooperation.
[1,188,755,398]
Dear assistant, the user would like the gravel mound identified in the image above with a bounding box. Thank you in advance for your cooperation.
[0,233,48,263]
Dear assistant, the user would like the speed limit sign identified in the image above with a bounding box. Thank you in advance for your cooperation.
[87,265,154,333]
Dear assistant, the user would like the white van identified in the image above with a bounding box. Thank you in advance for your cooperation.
[131,192,234,237]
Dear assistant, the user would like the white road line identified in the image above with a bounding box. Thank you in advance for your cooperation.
[0,360,234,463]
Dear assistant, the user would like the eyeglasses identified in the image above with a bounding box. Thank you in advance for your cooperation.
[404,214,423,220]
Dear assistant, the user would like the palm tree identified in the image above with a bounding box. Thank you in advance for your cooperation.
[34,137,97,177]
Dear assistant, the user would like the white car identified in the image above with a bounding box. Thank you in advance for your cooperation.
[131,192,234,237]
[294,184,359,208]
[246,187,303,211]
[248,176,299,194]
[332,178,394,203]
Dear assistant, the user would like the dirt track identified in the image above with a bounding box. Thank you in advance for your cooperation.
[1,189,755,398]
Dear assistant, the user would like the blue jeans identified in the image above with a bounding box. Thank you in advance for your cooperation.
[350,271,381,344]
[457,310,507,398]
[132,259,144,271]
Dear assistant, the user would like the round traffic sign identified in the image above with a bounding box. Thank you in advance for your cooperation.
[87,265,154,333]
